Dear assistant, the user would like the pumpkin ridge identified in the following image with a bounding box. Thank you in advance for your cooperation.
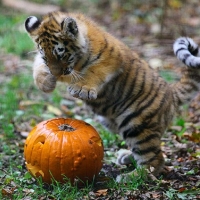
[89,135,98,177]
[67,118,77,130]
[46,118,61,130]
[59,129,64,181]
[39,125,55,181]
[46,130,55,182]
[73,128,88,180]
[26,129,35,164]
[29,126,44,165]
[69,131,75,181]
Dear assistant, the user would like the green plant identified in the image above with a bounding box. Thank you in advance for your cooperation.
[0,14,34,56]
[0,89,18,138]
[159,70,177,83]
[107,166,148,192]
[97,124,122,148]
[0,168,95,200]
[164,188,200,200]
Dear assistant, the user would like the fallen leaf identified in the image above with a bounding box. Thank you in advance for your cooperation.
[20,131,29,138]
[1,186,16,197]
[19,100,41,109]
[177,157,184,162]
[47,105,62,116]
[178,187,186,192]
[95,189,108,197]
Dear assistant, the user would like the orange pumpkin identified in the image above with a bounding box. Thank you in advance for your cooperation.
[24,118,104,184]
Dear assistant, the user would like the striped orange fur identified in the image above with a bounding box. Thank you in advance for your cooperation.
[25,11,200,180]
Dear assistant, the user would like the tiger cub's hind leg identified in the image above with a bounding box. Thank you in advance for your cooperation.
[116,129,164,182]
[95,115,118,133]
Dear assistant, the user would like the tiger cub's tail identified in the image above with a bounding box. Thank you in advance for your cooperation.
[172,37,200,106]
[173,37,200,67]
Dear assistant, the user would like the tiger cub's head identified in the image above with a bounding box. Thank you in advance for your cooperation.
[25,12,87,77]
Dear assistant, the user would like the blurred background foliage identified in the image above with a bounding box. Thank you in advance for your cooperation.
[1,0,200,39]
[0,1,200,199]
[31,0,200,38]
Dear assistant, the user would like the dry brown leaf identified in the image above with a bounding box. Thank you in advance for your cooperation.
[178,187,186,192]
[19,100,41,109]
[47,105,62,116]
[177,157,184,162]
[183,132,200,143]
[1,187,16,197]
[95,189,108,197]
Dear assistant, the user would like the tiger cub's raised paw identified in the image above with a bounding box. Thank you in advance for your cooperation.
[36,72,57,93]
[68,84,97,100]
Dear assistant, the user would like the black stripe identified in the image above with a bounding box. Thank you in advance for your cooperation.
[100,76,123,114]
[51,40,58,45]
[92,55,132,114]
[113,64,140,116]
[119,82,161,129]
[188,41,199,56]
[139,149,162,165]
[190,47,199,56]
[90,38,108,64]
[40,31,51,38]
[135,133,159,145]
[132,146,158,155]
[94,38,108,60]
[105,61,136,113]
[50,13,60,27]
[143,83,168,120]
[180,82,198,93]
[90,74,124,115]
[121,83,168,139]
[163,110,170,125]
[175,47,187,56]
[179,39,187,44]
[119,70,158,115]
[123,122,148,139]
[122,120,160,139]
[82,53,91,69]
[81,38,108,69]
[178,86,189,95]
[182,53,191,64]
[174,90,183,105]
[109,46,114,55]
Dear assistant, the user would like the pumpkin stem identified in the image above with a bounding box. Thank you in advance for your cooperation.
[58,124,75,132]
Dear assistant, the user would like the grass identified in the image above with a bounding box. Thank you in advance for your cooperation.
[0,13,34,56]
[1,170,94,199]
[0,12,128,200]
[0,7,199,200]
[0,65,146,199]
[159,70,179,83]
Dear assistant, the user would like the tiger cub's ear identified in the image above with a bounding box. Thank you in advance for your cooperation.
[25,16,41,33]
[61,17,78,39]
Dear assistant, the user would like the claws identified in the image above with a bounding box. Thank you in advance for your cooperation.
[115,149,133,165]
[68,84,97,100]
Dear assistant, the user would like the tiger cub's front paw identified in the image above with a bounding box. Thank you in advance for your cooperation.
[36,72,57,93]
[68,84,97,100]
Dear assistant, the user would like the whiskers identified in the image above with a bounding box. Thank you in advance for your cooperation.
[27,50,38,55]
[70,70,85,83]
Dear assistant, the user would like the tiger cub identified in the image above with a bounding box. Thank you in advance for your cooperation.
[25,11,200,181]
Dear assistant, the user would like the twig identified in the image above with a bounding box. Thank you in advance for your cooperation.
[2,0,60,15]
